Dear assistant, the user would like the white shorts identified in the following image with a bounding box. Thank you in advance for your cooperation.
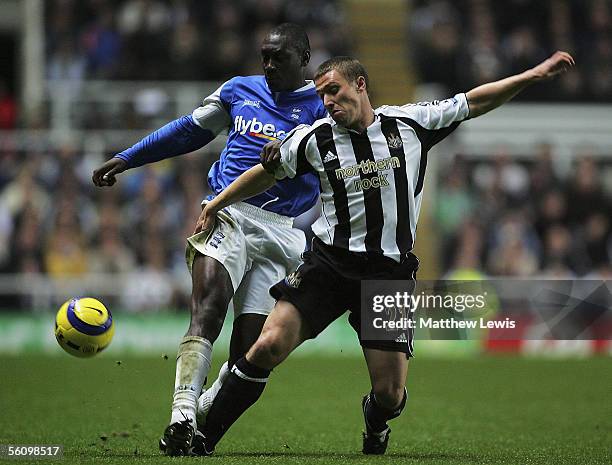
[186,201,306,317]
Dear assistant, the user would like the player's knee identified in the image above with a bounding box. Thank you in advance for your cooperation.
[372,382,406,410]
[248,332,288,369]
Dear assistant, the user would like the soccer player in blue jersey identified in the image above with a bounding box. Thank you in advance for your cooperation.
[92,23,327,456]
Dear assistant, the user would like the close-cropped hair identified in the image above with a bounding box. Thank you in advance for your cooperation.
[314,56,369,87]
[269,23,311,55]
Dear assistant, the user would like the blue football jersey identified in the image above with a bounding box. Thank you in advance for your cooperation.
[192,76,327,217]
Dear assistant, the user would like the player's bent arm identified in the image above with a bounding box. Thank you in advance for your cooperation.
[466,51,575,118]
[208,165,276,211]
[197,165,276,232]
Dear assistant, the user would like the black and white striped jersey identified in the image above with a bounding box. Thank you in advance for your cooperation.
[275,93,470,262]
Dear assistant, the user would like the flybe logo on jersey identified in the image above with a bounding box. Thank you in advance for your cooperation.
[234,116,287,141]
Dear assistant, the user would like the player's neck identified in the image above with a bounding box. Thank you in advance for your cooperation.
[347,108,375,133]
[285,79,308,92]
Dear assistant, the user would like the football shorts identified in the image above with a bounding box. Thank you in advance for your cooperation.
[186,201,306,317]
[271,237,419,356]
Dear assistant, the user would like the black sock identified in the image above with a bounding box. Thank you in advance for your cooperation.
[364,389,407,433]
[202,357,271,447]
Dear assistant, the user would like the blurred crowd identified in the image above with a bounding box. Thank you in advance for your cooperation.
[437,146,612,279]
[0,0,610,312]
[45,0,351,82]
[2,141,610,312]
[409,0,612,102]
[0,145,218,311]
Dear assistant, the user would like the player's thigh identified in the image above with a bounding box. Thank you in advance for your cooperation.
[232,258,284,318]
[257,223,306,274]
[247,300,311,368]
[363,347,409,402]
[185,207,250,294]
[232,223,305,317]
[191,252,233,300]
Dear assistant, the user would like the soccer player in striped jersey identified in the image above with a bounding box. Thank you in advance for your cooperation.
[92,23,327,456]
[191,51,575,455]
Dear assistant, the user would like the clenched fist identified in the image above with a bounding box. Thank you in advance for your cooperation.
[92,157,127,187]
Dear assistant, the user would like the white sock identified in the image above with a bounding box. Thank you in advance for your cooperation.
[196,361,230,424]
[170,336,212,428]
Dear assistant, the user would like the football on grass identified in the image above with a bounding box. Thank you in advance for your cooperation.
[55,297,115,358]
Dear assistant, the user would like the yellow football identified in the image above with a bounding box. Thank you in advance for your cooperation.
[54,297,115,358]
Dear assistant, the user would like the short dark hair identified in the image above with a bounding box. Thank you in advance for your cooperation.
[269,23,310,55]
[315,56,369,88]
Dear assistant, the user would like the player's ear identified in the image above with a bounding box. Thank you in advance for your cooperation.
[356,76,367,93]
[302,49,311,67]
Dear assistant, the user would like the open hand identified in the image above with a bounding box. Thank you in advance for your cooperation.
[92,157,127,187]
[531,51,575,81]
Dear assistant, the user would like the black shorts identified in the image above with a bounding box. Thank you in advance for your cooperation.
[270,238,419,357]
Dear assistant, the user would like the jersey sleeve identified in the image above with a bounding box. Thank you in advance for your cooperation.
[191,80,233,135]
[274,124,316,180]
[398,93,470,129]
[380,93,469,149]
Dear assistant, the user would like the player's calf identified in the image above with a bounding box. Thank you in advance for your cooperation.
[199,357,272,451]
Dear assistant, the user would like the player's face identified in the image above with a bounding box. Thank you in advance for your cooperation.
[315,70,365,129]
[261,34,305,92]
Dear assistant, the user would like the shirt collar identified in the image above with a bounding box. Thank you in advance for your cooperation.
[269,80,315,96]
[330,112,379,134]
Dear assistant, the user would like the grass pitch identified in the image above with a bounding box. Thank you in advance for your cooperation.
[1,355,610,464]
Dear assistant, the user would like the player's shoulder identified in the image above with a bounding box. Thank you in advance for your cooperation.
[300,117,334,135]
[222,75,267,92]
[297,85,328,120]
[375,103,428,119]
[375,94,468,120]
[229,75,266,86]
[283,118,333,144]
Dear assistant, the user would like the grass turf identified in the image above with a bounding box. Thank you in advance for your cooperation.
[0,355,610,464]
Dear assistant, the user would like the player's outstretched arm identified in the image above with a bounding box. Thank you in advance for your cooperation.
[466,51,575,118]
[194,165,277,233]
[91,115,219,189]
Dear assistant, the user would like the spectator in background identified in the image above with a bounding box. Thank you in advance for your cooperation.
[3,203,42,274]
[541,224,575,273]
[445,219,486,278]
[44,210,88,278]
[0,164,51,220]
[408,1,463,90]
[166,21,205,80]
[435,158,475,269]
[89,230,135,274]
[581,213,611,271]
[89,205,136,275]
[120,235,174,312]
[566,156,609,226]
[81,7,121,79]
[529,143,561,198]
[0,80,17,129]
[47,38,86,85]
[487,212,540,276]
[533,189,567,245]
